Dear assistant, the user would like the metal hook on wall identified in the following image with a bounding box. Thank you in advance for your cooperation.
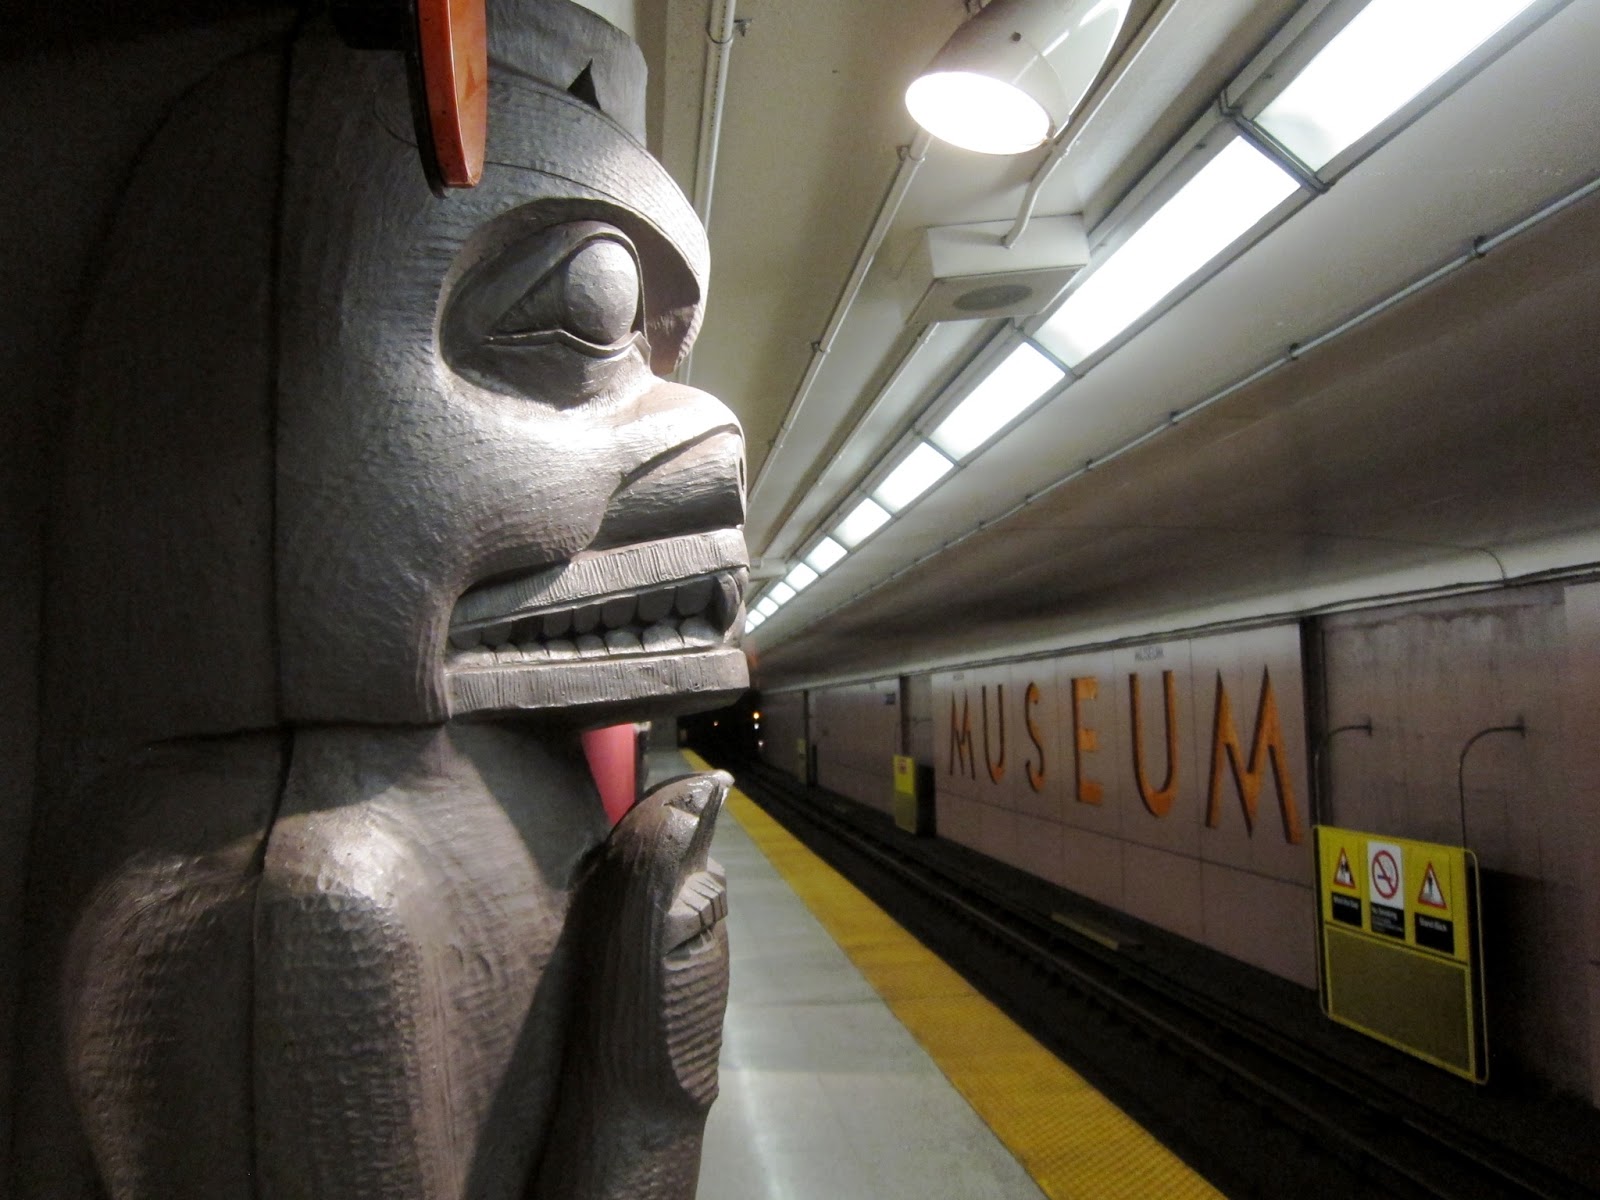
[1456,720,1527,849]
[1311,719,1372,826]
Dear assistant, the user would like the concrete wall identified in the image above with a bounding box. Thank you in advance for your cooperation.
[932,625,1316,987]
[1320,585,1597,1099]
[1562,582,1600,1107]
[809,678,902,816]
[757,690,808,782]
[766,579,1600,1103]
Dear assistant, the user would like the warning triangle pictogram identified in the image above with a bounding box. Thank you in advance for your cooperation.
[1333,848,1355,890]
[1417,862,1447,910]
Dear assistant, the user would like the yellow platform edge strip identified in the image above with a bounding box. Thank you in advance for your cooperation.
[684,752,1222,1200]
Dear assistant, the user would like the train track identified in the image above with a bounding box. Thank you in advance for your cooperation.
[716,755,1596,1200]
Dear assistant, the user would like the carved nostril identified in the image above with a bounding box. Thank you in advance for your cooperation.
[587,380,745,553]
[592,428,745,553]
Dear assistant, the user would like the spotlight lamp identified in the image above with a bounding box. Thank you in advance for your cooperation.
[906,0,1131,155]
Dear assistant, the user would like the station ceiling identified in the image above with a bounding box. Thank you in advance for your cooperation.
[632,0,1600,691]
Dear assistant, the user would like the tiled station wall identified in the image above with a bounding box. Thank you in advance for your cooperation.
[807,678,901,817]
[933,625,1315,986]
[757,689,807,782]
[1319,583,1600,1100]
[768,580,1600,1105]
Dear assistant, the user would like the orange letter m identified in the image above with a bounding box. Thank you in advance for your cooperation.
[1206,669,1303,844]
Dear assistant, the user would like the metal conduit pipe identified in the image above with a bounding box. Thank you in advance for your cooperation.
[747,129,932,523]
[678,0,735,386]
[777,170,1600,636]
[693,0,737,227]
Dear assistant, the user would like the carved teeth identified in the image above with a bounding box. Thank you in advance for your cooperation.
[642,622,684,653]
[601,595,637,628]
[713,571,743,627]
[674,577,713,617]
[447,569,748,668]
[604,629,643,654]
[680,615,719,645]
[636,588,674,624]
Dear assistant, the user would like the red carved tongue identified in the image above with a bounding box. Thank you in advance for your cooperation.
[581,723,639,826]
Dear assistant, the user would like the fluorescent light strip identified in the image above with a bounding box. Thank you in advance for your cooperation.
[769,581,796,604]
[872,441,955,512]
[834,496,891,547]
[1257,0,1538,171]
[754,596,779,618]
[784,562,819,591]
[744,611,765,631]
[805,536,848,573]
[1037,137,1299,367]
[930,342,1067,459]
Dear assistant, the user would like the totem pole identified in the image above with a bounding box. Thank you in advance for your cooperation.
[14,2,745,1196]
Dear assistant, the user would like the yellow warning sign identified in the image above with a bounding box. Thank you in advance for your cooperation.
[1333,848,1356,890]
[1417,862,1448,911]
[1313,825,1483,1082]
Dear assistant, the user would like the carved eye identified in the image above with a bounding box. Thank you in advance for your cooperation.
[490,236,642,350]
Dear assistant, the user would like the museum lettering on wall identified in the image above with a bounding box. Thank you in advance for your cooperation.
[935,626,1309,848]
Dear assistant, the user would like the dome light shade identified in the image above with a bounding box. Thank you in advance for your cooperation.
[907,0,1130,155]
[905,71,1053,155]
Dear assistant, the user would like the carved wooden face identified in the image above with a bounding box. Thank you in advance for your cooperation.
[275,26,747,726]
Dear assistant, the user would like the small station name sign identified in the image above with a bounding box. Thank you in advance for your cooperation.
[1314,825,1485,1081]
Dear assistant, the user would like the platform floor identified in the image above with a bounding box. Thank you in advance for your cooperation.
[649,752,1220,1200]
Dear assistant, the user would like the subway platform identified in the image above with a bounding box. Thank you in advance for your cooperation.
[662,749,1600,1200]
[644,750,1219,1200]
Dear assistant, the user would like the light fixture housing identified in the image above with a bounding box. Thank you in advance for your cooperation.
[1036,136,1300,366]
[834,497,892,548]
[805,537,849,573]
[784,562,820,592]
[1253,0,1541,172]
[872,442,955,512]
[930,340,1066,459]
[906,0,1131,155]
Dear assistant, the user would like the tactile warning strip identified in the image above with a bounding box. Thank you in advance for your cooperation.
[688,753,1223,1200]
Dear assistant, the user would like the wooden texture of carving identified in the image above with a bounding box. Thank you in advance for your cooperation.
[12,2,742,1197]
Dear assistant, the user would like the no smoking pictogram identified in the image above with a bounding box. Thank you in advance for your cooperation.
[1367,840,1404,907]
[1371,851,1399,898]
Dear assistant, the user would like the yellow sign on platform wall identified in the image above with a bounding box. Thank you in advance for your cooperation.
[1314,825,1484,1081]
[1317,827,1471,963]
[892,754,916,798]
